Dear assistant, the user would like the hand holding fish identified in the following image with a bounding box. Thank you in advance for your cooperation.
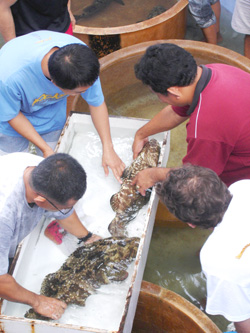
[132,136,149,159]
[132,167,170,196]
[80,233,102,245]
[132,168,158,196]
[32,295,67,320]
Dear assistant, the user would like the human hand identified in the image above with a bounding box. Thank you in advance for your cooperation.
[84,233,102,244]
[131,169,156,196]
[131,167,169,196]
[102,147,125,184]
[32,295,67,320]
[132,136,148,159]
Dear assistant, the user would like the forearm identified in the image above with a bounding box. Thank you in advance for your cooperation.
[0,273,39,307]
[0,273,66,319]
[67,0,75,29]
[152,167,171,183]
[235,319,250,333]
[58,211,89,238]
[89,102,113,151]
[0,0,17,42]
[135,105,188,140]
[8,112,54,156]
[88,102,125,181]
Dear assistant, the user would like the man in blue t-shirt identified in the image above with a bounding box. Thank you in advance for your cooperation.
[0,30,125,183]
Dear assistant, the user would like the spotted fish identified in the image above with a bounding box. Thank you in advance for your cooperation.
[25,236,139,320]
[108,139,161,237]
[75,0,125,21]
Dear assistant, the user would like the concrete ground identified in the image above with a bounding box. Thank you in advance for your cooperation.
[185,0,244,55]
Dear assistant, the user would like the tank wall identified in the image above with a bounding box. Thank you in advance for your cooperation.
[132,281,222,332]
[73,1,188,57]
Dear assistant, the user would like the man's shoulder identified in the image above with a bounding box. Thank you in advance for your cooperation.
[26,30,86,47]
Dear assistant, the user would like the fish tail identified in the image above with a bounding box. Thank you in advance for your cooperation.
[108,216,127,237]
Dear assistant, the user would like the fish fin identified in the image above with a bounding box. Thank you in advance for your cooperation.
[108,216,127,237]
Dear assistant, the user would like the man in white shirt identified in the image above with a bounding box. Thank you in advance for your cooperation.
[156,164,250,333]
[0,152,100,320]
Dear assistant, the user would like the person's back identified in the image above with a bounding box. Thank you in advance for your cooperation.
[11,0,70,36]
[0,30,79,78]
[200,179,250,324]
[0,30,103,144]
[175,63,250,186]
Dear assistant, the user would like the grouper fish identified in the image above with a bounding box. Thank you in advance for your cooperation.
[108,139,161,237]
[25,236,139,321]
[75,0,125,21]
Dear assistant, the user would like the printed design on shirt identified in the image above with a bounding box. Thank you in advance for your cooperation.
[35,37,52,44]
[32,93,66,107]
[236,243,250,259]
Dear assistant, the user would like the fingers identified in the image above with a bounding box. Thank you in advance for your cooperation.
[132,175,146,196]
[34,295,67,320]
[103,160,125,184]
[132,137,148,159]
[50,302,66,320]
[103,164,109,177]
[112,168,123,184]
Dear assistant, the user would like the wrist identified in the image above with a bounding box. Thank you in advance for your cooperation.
[78,231,93,244]
[29,292,40,308]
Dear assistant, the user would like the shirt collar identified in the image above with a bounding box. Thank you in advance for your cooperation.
[186,65,212,116]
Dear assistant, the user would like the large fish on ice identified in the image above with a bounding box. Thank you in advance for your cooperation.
[25,236,139,320]
[108,139,161,237]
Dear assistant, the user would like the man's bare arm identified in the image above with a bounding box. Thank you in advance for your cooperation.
[0,273,67,319]
[0,0,17,42]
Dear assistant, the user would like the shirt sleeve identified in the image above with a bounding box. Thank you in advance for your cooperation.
[81,77,104,107]
[172,105,190,117]
[183,138,234,177]
[0,82,22,122]
[205,275,250,322]
[44,208,75,220]
[0,217,15,275]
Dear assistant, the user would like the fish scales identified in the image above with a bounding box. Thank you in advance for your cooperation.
[24,236,139,321]
[108,139,161,237]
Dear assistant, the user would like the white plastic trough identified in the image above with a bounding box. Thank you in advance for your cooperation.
[0,112,170,333]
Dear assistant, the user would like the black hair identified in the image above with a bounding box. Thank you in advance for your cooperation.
[156,164,232,228]
[48,43,100,89]
[134,43,197,95]
[30,153,87,204]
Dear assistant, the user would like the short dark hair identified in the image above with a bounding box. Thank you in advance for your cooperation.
[30,153,87,204]
[134,43,197,96]
[48,43,100,89]
[156,164,232,228]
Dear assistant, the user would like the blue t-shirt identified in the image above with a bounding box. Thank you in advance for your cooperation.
[0,30,104,136]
